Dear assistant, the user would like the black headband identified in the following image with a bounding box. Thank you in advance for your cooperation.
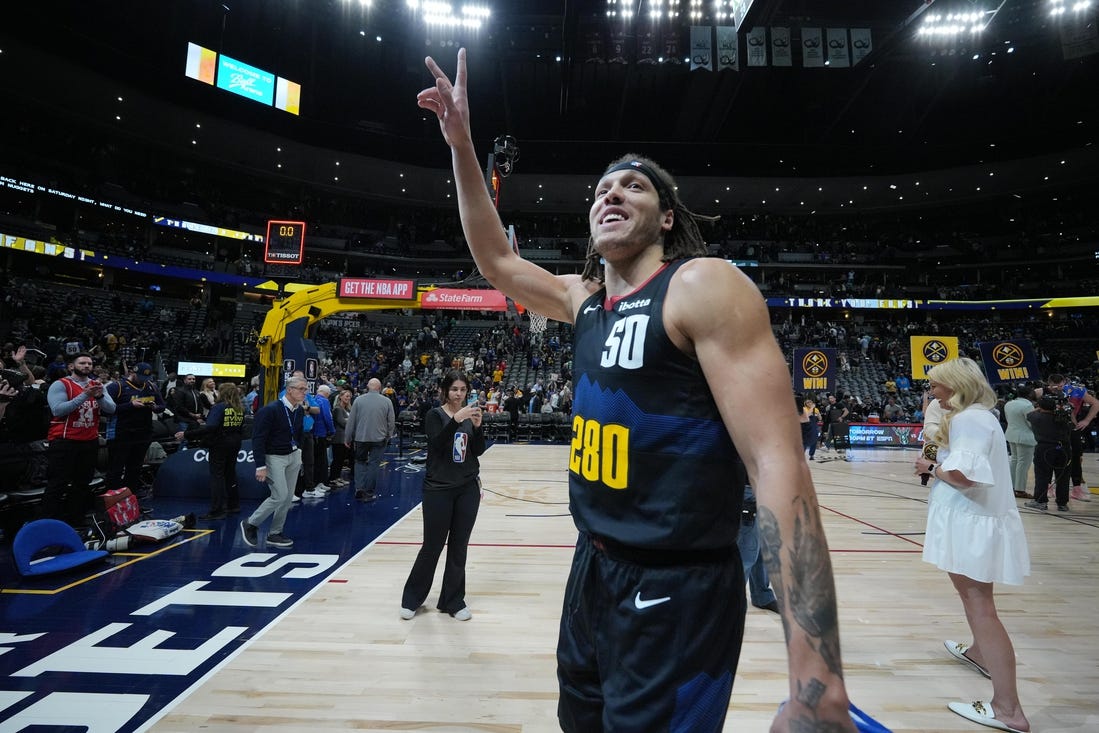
[602,160,673,206]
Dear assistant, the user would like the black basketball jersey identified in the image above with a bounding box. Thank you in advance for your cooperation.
[569,259,742,550]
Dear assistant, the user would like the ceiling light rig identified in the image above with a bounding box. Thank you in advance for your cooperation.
[407,1,491,30]
[917,9,996,38]
[605,0,635,21]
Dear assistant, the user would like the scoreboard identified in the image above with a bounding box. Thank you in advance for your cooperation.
[264,220,305,264]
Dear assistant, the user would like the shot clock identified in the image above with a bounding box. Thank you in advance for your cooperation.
[263,220,306,265]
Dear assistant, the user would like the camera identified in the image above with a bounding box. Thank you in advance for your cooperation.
[0,368,26,400]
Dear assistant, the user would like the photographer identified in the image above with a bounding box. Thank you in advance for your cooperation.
[1037,374,1098,502]
[42,353,116,526]
[1025,394,1074,511]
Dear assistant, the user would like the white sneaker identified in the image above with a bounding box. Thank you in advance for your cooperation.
[399,607,416,620]
[303,488,325,498]
[313,483,330,493]
[291,495,301,503]
[452,606,472,621]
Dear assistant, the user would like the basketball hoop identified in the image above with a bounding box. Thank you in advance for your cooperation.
[529,310,548,335]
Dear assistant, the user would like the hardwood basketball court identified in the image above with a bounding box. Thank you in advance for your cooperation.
[143,444,1099,733]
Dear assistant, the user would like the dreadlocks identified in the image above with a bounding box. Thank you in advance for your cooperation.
[581,154,719,283]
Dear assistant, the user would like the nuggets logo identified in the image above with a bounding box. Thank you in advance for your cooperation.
[986,340,1034,381]
[991,342,1024,368]
[922,340,950,363]
[798,349,832,390]
[802,350,829,377]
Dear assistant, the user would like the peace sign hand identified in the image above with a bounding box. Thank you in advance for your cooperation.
[417,49,471,149]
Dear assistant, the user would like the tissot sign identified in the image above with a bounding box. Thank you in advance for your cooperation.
[338,278,415,299]
[420,288,508,311]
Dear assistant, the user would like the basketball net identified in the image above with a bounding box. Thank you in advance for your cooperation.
[529,311,548,335]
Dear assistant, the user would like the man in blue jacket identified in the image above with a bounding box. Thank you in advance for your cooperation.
[305,383,336,496]
[241,375,307,549]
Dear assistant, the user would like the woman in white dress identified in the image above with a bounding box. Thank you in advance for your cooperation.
[913,357,1031,733]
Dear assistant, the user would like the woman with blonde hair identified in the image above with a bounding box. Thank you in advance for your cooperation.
[199,377,218,417]
[913,357,1031,733]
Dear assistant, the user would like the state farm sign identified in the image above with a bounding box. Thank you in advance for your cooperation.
[419,288,508,311]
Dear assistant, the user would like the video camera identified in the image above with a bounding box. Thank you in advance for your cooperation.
[0,368,26,401]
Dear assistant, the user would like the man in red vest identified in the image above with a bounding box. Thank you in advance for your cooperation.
[43,352,116,525]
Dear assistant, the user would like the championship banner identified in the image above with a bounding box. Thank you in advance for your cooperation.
[420,288,508,311]
[730,0,756,30]
[716,26,739,70]
[746,27,768,67]
[793,347,837,393]
[690,26,713,71]
[826,28,850,68]
[850,28,873,65]
[910,336,959,378]
[978,339,1042,385]
[771,27,792,67]
[801,27,824,67]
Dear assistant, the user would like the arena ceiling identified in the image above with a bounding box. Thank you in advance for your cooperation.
[3,1,1098,213]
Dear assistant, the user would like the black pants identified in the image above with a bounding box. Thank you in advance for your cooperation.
[313,436,330,485]
[1033,442,1071,505]
[329,440,351,481]
[43,438,100,524]
[401,479,480,614]
[106,435,152,491]
[294,432,314,496]
[1067,428,1085,487]
[208,440,242,513]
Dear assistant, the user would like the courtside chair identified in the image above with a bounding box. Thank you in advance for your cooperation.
[13,519,109,577]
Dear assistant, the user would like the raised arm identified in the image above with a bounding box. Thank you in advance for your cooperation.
[417,50,591,324]
[665,259,854,732]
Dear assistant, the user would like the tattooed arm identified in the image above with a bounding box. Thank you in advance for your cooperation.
[668,260,855,732]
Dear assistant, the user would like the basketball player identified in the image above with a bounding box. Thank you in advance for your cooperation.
[417,50,855,732]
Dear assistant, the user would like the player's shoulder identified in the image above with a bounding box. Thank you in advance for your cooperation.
[670,257,763,308]
[674,256,754,288]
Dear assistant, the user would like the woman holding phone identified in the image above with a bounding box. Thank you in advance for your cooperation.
[400,370,485,622]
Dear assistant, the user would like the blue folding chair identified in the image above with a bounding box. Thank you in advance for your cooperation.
[13,519,109,577]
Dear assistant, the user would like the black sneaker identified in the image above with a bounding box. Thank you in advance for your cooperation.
[226,506,241,514]
[240,521,259,547]
[266,533,294,548]
[200,511,227,521]
[355,490,376,502]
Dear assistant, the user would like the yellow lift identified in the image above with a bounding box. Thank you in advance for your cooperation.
[256,282,430,403]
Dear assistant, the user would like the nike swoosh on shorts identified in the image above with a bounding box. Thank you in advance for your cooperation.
[634,591,671,610]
